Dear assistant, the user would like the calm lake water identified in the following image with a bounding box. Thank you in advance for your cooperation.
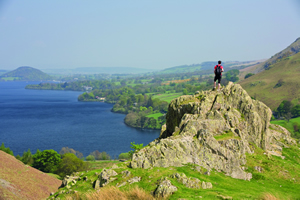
[0,81,160,157]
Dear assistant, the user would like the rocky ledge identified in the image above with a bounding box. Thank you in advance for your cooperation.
[130,82,295,180]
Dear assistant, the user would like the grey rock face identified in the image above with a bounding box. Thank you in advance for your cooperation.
[60,175,79,188]
[131,82,295,180]
[154,177,177,198]
[98,168,118,187]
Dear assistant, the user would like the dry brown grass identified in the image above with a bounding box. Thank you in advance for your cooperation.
[259,193,280,200]
[65,186,156,200]
[0,151,61,200]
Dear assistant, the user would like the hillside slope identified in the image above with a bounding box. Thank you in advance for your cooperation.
[240,37,300,80]
[0,66,52,81]
[0,151,61,200]
[240,51,300,110]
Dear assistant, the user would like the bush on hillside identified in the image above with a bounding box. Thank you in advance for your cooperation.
[56,153,89,177]
[274,79,284,88]
[244,73,254,79]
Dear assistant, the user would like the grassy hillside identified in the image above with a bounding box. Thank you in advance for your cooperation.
[0,151,61,200]
[240,52,300,110]
[240,37,300,80]
[0,66,52,81]
[50,142,300,200]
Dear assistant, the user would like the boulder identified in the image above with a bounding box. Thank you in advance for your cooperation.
[170,173,203,189]
[97,168,118,187]
[131,82,295,180]
[60,175,79,188]
[154,177,177,198]
[127,176,141,184]
[121,170,131,177]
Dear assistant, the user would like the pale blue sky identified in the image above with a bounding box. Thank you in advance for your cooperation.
[0,0,299,70]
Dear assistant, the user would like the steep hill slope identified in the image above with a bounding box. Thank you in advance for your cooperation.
[240,51,300,110]
[0,151,61,200]
[240,37,300,80]
[0,66,52,81]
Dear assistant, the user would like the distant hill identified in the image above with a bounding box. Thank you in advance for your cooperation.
[156,60,262,75]
[0,151,61,200]
[240,37,300,80]
[240,49,300,110]
[0,66,53,81]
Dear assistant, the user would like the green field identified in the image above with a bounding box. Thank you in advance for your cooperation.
[152,92,182,103]
[271,117,300,138]
[146,112,164,119]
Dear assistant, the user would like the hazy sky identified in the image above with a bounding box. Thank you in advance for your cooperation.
[0,0,299,70]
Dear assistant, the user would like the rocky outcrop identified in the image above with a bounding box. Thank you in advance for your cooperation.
[93,168,118,189]
[131,82,295,180]
[153,177,177,198]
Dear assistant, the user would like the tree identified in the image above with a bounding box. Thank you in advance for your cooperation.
[56,153,89,177]
[32,150,61,173]
[21,149,34,165]
[292,105,300,117]
[86,155,95,161]
[277,100,292,117]
[59,147,83,159]
[182,89,188,95]
[0,143,13,156]
[90,150,111,160]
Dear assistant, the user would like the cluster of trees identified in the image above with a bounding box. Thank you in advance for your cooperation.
[1,145,113,178]
[224,69,239,82]
[0,143,14,155]
[274,100,300,121]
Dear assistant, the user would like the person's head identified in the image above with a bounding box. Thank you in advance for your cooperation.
[218,60,221,64]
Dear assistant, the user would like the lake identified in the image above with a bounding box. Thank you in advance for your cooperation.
[0,81,160,158]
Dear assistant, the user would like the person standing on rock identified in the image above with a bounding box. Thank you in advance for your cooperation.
[214,60,224,90]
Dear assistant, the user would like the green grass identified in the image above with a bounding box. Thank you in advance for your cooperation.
[152,92,182,103]
[47,173,62,180]
[271,117,300,138]
[53,141,300,200]
[87,160,121,170]
[214,131,240,141]
[146,112,164,119]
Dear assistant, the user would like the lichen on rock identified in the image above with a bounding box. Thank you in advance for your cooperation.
[130,82,295,180]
